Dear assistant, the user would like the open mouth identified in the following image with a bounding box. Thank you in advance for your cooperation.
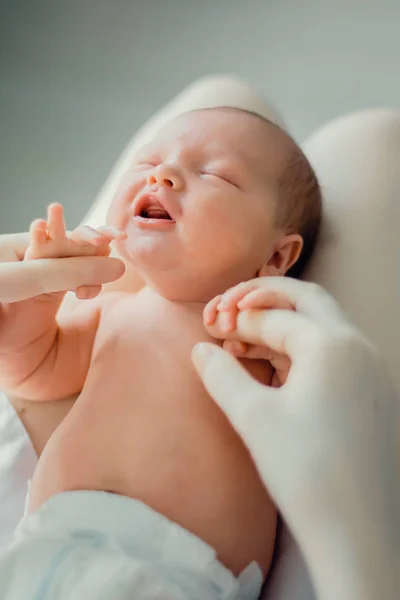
[135,195,174,222]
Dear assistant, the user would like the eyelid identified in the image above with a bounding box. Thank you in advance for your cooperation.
[201,170,239,188]
[132,159,159,169]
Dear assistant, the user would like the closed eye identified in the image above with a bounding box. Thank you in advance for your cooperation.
[200,171,239,188]
[131,157,160,170]
[132,162,158,170]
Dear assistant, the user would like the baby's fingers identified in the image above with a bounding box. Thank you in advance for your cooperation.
[223,339,274,361]
[47,204,67,240]
[223,340,249,356]
[216,308,238,334]
[203,295,222,326]
[218,281,258,312]
[29,219,48,248]
[237,288,294,312]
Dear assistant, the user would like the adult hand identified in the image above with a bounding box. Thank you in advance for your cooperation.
[0,252,125,304]
[193,277,400,600]
[0,209,126,304]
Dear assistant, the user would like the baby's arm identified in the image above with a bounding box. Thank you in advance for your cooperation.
[0,204,125,400]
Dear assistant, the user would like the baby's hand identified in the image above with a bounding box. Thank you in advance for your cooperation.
[203,279,294,385]
[25,203,126,299]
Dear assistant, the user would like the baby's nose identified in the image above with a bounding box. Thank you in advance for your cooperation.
[147,164,183,190]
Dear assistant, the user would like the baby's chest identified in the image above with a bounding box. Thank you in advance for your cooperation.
[90,296,213,394]
[87,293,271,404]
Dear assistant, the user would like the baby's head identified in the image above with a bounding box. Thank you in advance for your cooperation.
[107,107,321,301]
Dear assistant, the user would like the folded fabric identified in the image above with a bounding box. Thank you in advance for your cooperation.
[1,490,262,600]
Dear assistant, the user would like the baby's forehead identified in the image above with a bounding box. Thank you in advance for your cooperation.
[142,108,285,174]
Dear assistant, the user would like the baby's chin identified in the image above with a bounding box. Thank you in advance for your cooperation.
[110,237,166,285]
[103,243,145,294]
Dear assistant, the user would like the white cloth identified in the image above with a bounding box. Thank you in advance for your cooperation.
[1,490,262,600]
[0,392,36,547]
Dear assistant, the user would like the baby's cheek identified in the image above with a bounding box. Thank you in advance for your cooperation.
[107,175,141,228]
[193,214,240,260]
[106,198,125,229]
[106,204,118,228]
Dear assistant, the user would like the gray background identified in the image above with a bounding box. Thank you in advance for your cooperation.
[1,0,399,232]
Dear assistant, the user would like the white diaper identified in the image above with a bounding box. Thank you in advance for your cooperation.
[0,490,263,600]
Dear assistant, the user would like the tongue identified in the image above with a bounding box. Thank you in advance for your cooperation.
[145,206,171,220]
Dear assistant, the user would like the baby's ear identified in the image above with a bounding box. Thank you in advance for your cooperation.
[258,234,303,277]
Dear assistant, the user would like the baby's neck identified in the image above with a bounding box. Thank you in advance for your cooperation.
[142,285,208,314]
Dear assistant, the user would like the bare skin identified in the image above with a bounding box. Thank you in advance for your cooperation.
[7,288,277,575]
[1,109,303,576]
[28,287,277,575]
[9,394,75,456]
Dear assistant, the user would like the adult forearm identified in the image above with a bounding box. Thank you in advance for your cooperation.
[302,512,399,600]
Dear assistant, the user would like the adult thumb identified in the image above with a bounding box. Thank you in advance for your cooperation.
[192,343,277,440]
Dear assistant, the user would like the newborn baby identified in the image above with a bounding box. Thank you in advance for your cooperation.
[0,108,321,599]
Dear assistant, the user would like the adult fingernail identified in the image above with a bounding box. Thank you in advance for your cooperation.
[192,343,216,373]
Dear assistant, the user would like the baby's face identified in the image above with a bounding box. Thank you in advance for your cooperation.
[108,109,284,300]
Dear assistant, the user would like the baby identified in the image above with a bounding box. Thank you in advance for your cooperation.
[0,108,321,599]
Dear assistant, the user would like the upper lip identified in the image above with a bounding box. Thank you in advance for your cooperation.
[133,192,177,222]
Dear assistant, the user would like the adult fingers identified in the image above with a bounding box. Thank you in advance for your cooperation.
[192,343,279,439]
[217,281,259,311]
[235,277,348,328]
[223,338,281,362]
[237,287,294,312]
[207,308,314,358]
[0,256,125,303]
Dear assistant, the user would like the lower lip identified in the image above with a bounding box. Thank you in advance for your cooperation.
[132,216,176,230]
